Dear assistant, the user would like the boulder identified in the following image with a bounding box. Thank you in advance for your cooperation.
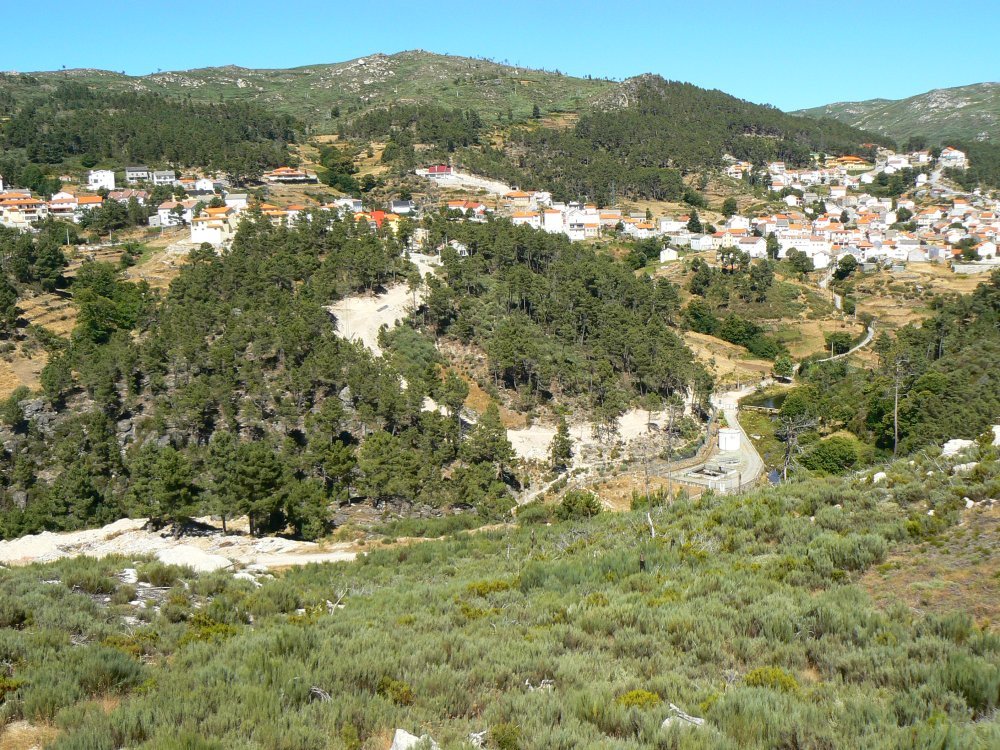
[156,546,233,573]
[952,462,978,475]
[942,439,974,457]
[872,472,887,484]
[389,729,439,750]
[661,703,705,729]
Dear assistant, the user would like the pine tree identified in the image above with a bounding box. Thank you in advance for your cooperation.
[686,211,702,233]
[549,415,573,472]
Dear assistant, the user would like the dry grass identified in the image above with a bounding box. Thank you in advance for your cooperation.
[0,348,47,400]
[0,721,60,750]
[860,506,999,630]
[770,318,863,360]
[683,332,773,386]
[583,472,699,512]
[852,263,989,333]
[18,293,76,337]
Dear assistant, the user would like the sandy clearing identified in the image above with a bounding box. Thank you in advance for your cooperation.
[507,407,681,465]
[327,253,440,356]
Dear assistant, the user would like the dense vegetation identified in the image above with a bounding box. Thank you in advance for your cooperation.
[0,213,715,540]
[450,76,892,203]
[1,446,997,748]
[0,82,297,188]
[345,105,484,151]
[0,214,529,539]
[945,141,1000,191]
[416,217,711,424]
[791,270,1000,456]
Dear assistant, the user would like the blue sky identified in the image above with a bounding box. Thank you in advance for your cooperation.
[2,0,997,111]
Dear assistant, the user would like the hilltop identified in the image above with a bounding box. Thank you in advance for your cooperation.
[795,82,1000,144]
[2,50,614,130]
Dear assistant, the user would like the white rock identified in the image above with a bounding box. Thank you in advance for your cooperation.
[390,729,440,750]
[942,439,975,457]
[662,703,706,729]
[993,425,1000,447]
[156,546,233,573]
[927,509,935,516]
[233,571,262,587]
[965,498,975,509]
[873,472,887,484]
[952,462,978,474]
[119,568,138,584]
[926,471,934,477]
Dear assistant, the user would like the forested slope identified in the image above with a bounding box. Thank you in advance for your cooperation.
[369,75,892,203]
[0,82,298,188]
[794,270,1000,455]
[0,214,710,540]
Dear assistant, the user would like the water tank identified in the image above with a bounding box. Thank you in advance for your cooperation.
[718,427,741,452]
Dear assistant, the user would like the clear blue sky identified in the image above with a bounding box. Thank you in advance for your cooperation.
[2,0,997,111]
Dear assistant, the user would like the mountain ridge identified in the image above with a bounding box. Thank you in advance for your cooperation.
[795,82,1000,144]
[3,50,616,131]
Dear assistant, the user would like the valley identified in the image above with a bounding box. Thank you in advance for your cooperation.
[0,35,998,750]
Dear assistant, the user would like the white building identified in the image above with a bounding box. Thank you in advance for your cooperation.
[939,147,967,169]
[125,166,151,184]
[153,170,176,186]
[88,170,116,191]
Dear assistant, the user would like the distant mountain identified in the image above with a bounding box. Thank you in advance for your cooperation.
[795,83,1000,145]
[2,51,614,130]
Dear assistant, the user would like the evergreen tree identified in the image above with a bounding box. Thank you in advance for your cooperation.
[549,415,573,472]
[686,211,703,233]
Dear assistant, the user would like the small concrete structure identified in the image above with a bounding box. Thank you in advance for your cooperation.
[718,427,741,452]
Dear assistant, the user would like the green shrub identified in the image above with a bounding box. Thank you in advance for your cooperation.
[515,500,552,525]
[489,722,522,750]
[0,599,29,628]
[63,568,117,595]
[616,688,661,709]
[466,578,512,597]
[744,666,799,694]
[376,676,415,706]
[556,490,602,520]
[177,613,239,647]
[138,562,192,587]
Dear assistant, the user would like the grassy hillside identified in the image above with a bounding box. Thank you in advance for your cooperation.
[795,82,1000,145]
[2,51,613,132]
[1,447,997,748]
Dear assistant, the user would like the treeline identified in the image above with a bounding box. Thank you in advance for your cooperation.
[0,82,298,184]
[795,270,1000,454]
[344,104,484,151]
[0,214,517,540]
[417,218,711,424]
[457,76,891,203]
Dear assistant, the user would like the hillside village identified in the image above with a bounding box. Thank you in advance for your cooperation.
[3,144,997,278]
